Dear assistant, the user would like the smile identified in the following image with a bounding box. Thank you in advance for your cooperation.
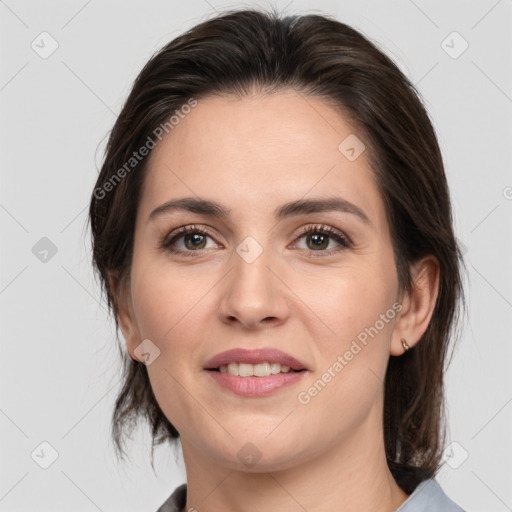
[205,365,307,396]
[216,361,301,377]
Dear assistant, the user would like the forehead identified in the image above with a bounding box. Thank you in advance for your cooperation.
[138,90,386,230]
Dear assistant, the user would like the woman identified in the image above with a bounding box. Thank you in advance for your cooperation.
[88,8,467,512]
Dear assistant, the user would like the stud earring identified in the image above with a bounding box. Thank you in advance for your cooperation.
[401,338,410,352]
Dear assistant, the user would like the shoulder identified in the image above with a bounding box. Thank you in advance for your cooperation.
[396,478,466,512]
[154,479,467,511]
[155,483,187,512]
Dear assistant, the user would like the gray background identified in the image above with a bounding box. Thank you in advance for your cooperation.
[1,0,511,510]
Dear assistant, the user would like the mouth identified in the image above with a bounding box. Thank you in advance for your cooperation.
[206,361,306,377]
[204,362,308,397]
[203,348,308,395]
[203,347,309,375]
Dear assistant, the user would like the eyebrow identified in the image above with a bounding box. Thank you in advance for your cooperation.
[148,196,371,226]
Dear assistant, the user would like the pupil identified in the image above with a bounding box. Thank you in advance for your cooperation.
[309,233,328,250]
[185,233,206,250]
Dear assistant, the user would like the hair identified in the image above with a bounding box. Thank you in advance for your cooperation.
[88,7,466,494]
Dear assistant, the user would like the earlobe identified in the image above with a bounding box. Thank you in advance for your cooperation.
[390,255,440,356]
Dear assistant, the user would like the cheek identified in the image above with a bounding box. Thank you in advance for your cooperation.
[293,256,398,402]
[292,272,396,434]
[294,260,397,342]
[130,258,218,362]
[129,261,216,433]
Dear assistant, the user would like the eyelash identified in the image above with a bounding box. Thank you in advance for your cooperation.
[159,223,351,258]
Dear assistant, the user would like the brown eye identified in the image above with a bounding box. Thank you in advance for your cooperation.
[160,225,218,255]
[182,232,208,250]
[294,225,351,256]
[305,232,330,250]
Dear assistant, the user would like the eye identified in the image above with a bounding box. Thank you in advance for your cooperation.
[160,223,351,257]
[292,224,351,256]
[160,224,219,256]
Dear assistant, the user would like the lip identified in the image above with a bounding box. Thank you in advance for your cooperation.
[206,370,307,397]
[203,347,308,371]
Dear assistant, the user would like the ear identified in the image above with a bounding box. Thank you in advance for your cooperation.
[390,255,440,356]
[108,271,141,360]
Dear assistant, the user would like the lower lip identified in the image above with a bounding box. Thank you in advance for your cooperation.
[205,370,307,396]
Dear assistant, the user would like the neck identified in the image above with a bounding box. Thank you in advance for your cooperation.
[179,403,410,512]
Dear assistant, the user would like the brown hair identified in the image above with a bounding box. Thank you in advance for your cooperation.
[88,7,466,494]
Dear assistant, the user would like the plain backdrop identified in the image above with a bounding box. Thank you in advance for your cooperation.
[1,0,511,511]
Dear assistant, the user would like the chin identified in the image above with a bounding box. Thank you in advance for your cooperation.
[204,433,309,473]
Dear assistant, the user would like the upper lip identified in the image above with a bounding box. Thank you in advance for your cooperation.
[203,348,308,371]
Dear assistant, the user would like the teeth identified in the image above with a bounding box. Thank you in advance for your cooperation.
[218,362,293,377]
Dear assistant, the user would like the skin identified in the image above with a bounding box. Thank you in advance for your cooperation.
[113,89,440,512]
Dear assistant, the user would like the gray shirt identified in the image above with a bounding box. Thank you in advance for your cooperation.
[155,478,466,511]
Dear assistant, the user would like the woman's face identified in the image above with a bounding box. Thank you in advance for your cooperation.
[119,89,408,471]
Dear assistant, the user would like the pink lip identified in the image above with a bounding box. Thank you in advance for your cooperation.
[206,370,307,397]
[203,347,308,371]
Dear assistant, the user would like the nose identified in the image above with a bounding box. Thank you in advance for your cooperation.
[217,241,290,330]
